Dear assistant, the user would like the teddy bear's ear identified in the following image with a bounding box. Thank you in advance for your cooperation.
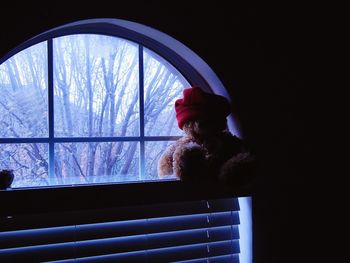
[174,87,231,130]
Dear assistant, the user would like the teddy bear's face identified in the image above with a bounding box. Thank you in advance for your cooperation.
[182,119,227,142]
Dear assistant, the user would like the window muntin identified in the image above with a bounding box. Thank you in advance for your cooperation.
[0,34,190,188]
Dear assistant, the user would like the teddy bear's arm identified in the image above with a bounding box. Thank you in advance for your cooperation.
[172,142,207,181]
[157,143,177,177]
[219,152,256,185]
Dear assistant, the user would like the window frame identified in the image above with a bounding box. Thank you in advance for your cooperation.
[0,18,242,190]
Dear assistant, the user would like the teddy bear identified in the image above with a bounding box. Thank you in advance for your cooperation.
[157,86,255,185]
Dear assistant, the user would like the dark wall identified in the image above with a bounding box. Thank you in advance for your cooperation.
[1,2,321,262]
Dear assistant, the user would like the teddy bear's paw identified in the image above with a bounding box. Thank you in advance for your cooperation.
[157,156,174,177]
[157,143,178,178]
[173,143,207,181]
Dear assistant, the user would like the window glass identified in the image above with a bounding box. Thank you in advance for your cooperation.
[54,142,139,185]
[0,143,48,187]
[53,35,139,137]
[0,42,48,138]
[145,141,176,181]
[143,48,188,136]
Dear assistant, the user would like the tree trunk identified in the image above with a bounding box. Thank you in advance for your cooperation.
[120,143,137,177]
[84,37,96,178]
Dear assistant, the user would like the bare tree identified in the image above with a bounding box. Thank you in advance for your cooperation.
[0,35,189,187]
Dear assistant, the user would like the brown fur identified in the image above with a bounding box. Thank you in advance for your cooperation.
[158,120,255,184]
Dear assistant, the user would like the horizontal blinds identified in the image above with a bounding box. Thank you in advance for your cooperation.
[0,198,240,262]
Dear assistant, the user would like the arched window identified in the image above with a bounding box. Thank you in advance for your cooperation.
[0,19,239,188]
[0,19,252,263]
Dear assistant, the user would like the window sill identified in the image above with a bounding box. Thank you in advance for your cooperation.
[0,180,252,216]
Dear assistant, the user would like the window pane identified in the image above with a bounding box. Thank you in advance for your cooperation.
[0,143,48,187]
[55,142,139,184]
[145,141,177,181]
[143,48,189,136]
[0,42,48,138]
[53,34,139,137]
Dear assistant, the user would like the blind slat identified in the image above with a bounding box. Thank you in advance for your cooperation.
[146,240,240,262]
[74,198,239,225]
[54,241,240,263]
[146,211,239,234]
[49,254,240,263]
[0,242,75,262]
[1,198,239,232]
[47,255,240,263]
[176,254,240,263]
[77,211,239,240]
[0,225,75,249]
[76,226,239,258]
[0,212,239,249]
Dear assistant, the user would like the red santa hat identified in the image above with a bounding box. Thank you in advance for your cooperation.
[175,87,231,129]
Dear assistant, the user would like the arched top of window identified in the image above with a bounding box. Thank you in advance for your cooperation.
[0,19,240,188]
[0,18,239,135]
